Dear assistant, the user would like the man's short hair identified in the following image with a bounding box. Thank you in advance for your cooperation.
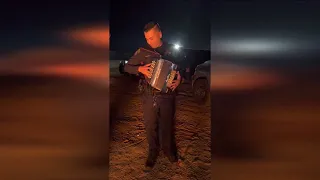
[143,21,161,32]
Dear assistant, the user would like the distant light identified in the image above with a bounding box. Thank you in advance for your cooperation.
[125,60,128,64]
[174,44,181,50]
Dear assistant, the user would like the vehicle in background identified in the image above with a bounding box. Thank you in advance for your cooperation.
[118,60,142,89]
[118,60,128,75]
[192,60,210,105]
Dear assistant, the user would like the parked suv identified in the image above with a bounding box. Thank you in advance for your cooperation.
[192,61,210,105]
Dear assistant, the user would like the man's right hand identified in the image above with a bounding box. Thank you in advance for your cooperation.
[138,63,152,78]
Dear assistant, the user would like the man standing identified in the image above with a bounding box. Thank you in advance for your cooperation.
[124,22,183,171]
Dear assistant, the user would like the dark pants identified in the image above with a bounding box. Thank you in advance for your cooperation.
[142,94,178,162]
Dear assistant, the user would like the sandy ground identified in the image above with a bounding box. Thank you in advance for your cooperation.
[109,68,211,180]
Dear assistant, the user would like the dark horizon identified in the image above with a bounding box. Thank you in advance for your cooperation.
[110,0,211,52]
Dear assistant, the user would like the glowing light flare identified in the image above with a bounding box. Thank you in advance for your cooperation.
[64,25,110,48]
[212,39,295,54]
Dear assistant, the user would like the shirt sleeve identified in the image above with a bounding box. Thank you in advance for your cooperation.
[124,49,142,75]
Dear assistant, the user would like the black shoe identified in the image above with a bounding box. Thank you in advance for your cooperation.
[143,165,153,172]
[167,152,185,163]
[167,155,178,163]
[143,150,159,172]
[167,154,186,168]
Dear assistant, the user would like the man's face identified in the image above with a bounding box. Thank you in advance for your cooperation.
[144,27,162,49]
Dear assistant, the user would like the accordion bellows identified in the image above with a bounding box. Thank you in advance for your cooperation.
[149,59,178,93]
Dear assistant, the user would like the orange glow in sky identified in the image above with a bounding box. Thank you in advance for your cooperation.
[65,25,110,48]
[32,63,109,80]
[211,64,286,90]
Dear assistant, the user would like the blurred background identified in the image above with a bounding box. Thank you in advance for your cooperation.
[211,2,320,180]
[0,2,110,180]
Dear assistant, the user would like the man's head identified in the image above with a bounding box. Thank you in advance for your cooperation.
[143,22,163,49]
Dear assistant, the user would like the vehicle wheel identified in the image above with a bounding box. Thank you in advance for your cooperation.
[119,64,124,74]
[193,78,210,106]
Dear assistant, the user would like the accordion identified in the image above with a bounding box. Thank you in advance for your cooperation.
[148,58,178,93]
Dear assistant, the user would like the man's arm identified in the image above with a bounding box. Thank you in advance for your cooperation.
[124,49,143,75]
[124,58,140,75]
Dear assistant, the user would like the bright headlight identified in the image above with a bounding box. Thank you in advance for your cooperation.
[174,44,181,50]
[125,60,128,64]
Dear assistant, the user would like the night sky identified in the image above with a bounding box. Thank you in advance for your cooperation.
[1,1,319,64]
[110,0,211,52]
[0,2,109,54]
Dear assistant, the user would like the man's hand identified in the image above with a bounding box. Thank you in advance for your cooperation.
[170,71,182,91]
[138,63,152,78]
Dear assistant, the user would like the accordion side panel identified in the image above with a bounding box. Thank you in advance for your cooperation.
[148,59,178,93]
[166,67,177,89]
[160,60,174,91]
[150,60,163,91]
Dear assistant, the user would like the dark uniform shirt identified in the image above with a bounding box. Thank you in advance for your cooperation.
[124,42,185,95]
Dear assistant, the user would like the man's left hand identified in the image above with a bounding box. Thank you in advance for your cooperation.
[170,71,182,91]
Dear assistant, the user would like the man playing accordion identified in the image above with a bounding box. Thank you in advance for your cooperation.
[124,22,184,172]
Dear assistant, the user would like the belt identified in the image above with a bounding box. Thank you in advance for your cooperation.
[144,84,175,96]
[144,84,161,95]
[144,85,175,108]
